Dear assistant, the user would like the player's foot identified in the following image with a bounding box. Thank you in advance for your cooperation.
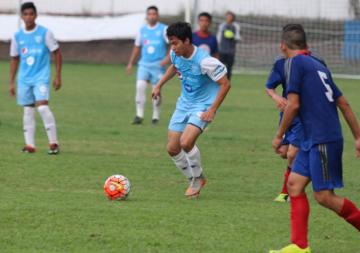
[274,193,289,203]
[152,118,159,125]
[132,116,143,125]
[269,244,311,253]
[22,145,36,153]
[185,174,207,198]
[48,143,60,155]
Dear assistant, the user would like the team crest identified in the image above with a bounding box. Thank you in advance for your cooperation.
[35,36,42,43]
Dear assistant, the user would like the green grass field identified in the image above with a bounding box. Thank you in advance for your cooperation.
[0,61,359,253]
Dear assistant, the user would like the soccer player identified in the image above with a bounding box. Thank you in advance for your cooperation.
[270,25,360,253]
[9,2,62,154]
[126,6,169,125]
[152,22,230,198]
[192,12,219,58]
[217,11,241,80]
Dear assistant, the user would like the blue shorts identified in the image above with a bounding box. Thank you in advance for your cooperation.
[282,121,304,148]
[17,83,50,106]
[168,109,209,132]
[292,140,344,192]
[137,65,165,85]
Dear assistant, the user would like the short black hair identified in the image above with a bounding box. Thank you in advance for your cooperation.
[21,2,37,14]
[198,12,212,22]
[282,24,307,50]
[147,5,158,13]
[226,11,236,20]
[167,22,192,42]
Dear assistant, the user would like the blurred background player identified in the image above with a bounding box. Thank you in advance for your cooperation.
[126,6,169,125]
[271,24,360,253]
[9,2,62,154]
[217,11,241,80]
[152,22,230,198]
[192,12,219,58]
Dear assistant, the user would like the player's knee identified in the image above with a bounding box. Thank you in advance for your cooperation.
[167,143,181,157]
[286,179,301,196]
[313,192,331,207]
[180,139,194,153]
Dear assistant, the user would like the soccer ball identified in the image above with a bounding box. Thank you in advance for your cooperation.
[104,175,131,200]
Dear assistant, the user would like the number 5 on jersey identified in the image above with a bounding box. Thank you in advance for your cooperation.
[318,71,334,102]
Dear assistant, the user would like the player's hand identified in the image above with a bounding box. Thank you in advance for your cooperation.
[160,59,167,67]
[53,76,61,91]
[126,63,133,75]
[200,108,216,122]
[152,85,161,100]
[272,134,283,153]
[9,82,16,97]
[355,138,360,157]
[275,96,287,111]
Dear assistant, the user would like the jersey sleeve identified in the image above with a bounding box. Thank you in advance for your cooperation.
[286,57,304,95]
[134,30,141,47]
[234,23,241,41]
[10,35,19,57]
[169,50,176,64]
[265,63,282,89]
[45,30,59,52]
[163,25,169,44]
[200,57,227,82]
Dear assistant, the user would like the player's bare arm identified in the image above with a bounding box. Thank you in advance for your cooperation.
[336,95,360,156]
[160,50,171,67]
[126,46,141,74]
[9,56,19,97]
[152,64,177,99]
[53,48,62,91]
[200,75,231,122]
[266,88,287,111]
[272,93,300,152]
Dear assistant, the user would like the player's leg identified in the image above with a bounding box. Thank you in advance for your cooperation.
[274,144,290,202]
[311,141,360,231]
[34,83,59,154]
[270,149,312,253]
[133,66,149,124]
[150,67,164,124]
[18,84,36,153]
[167,109,193,179]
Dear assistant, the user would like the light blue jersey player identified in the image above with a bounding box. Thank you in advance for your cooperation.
[127,6,169,125]
[152,22,231,198]
[9,2,62,154]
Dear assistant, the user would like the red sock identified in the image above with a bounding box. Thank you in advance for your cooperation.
[339,198,360,231]
[290,193,309,249]
[281,167,291,194]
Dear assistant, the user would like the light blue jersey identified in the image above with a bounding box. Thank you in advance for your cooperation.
[10,25,59,105]
[168,46,227,132]
[135,22,168,67]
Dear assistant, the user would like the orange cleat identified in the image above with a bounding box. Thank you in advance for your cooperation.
[185,174,207,198]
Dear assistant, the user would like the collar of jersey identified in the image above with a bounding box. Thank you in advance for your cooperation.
[146,22,159,30]
[22,25,38,34]
[181,46,197,60]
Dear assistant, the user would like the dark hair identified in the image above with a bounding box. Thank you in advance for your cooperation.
[282,24,307,50]
[198,12,212,22]
[147,5,158,13]
[226,11,236,20]
[21,2,37,14]
[167,22,192,42]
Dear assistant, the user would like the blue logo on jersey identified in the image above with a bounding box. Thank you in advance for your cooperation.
[184,83,193,92]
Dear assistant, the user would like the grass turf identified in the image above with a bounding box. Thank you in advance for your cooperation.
[0,62,359,253]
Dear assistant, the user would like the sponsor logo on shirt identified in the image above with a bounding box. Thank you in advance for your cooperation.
[144,39,150,45]
[184,83,193,92]
[22,47,28,54]
[213,65,225,78]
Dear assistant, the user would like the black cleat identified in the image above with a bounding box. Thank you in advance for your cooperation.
[152,119,159,125]
[132,116,143,125]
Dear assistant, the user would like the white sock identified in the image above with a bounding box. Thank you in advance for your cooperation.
[171,150,193,179]
[135,80,147,118]
[37,105,58,144]
[152,96,161,120]
[185,145,203,178]
[23,106,36,147]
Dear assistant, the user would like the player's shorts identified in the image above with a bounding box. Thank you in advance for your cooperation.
[17,83,50,106]
[168,109,209,132]
[292,139,344,192]
[282,121,304,148]
[137,65,165,85]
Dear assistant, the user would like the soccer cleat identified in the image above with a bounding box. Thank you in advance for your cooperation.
[132,116,143,125]
[269,244,311,253]
[48,143,60,155]
[152,119,159,125]
[22,145,36,153]
[274,193,289,203]
[185,174,207,198]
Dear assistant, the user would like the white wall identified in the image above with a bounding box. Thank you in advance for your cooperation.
[0,0,354,20]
